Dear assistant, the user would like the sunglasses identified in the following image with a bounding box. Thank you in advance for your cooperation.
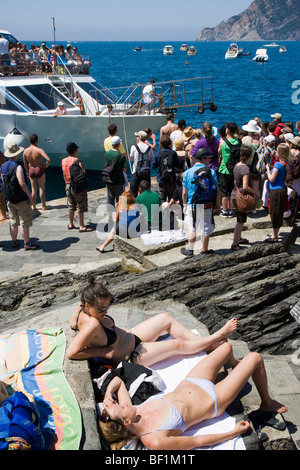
[99,411,120,425]
[96,305,110,313]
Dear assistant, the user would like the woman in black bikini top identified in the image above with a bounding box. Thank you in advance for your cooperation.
[75,308,117,347]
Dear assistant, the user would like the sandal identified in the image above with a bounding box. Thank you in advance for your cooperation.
[263,237,279,243]
[239,238,249,244]
[255,411,286,431]
[231,244,241,251]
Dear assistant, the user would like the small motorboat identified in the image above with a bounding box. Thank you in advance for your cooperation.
[263,42,279,47]
[163,45,174,55]
[133,46,142,52]
[253,48,269,62]
[225,42,243,59]
[279,45,287,53]
[187,46,197,56]
[180,44,189,51]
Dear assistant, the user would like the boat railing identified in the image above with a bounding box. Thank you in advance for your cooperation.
[88,77,217,115]
[1,52,91,77]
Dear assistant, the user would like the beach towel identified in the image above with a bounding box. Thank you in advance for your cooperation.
[0,327,82,450]
[140,229,187,246]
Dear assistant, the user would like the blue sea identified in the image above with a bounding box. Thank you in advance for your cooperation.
[26,40,300,201]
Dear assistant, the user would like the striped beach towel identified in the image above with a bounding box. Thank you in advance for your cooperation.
[0,327,81,450]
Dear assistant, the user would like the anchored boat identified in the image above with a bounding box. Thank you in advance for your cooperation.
[163,45,174,55]
[225,42,243,59]
[253,48,269,62]
[0,30,216,170]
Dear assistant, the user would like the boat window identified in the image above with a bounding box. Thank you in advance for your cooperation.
[23,84,72,109]
[0,87,22,112]
[0,32,18,43]
[7,87,45,111]
[78,82,115,104]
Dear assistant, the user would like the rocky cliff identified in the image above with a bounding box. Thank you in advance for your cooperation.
[196,0,300,42]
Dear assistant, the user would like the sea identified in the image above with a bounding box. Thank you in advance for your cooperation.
[25,40,300,202]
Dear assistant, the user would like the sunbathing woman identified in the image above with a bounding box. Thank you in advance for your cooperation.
[67,279,238,366]
[99,341,288,450]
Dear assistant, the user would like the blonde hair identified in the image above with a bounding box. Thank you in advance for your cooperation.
[277,143,290,163]
[174,138,185,151]
[194,128,202,139]
[99,418,134,450]
[118,190,136,213]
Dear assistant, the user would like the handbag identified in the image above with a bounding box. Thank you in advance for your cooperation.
[235,187,256,213]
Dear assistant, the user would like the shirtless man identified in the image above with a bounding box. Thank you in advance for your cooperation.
[23,134,51,211]
[160,113,178,140]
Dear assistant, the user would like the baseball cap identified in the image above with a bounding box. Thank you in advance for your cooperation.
[111,136,121,145]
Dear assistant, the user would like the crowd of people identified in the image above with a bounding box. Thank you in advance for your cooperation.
[0,34,90,76]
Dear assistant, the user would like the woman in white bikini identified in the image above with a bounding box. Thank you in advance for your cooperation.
[67,279,238,367]
[99,341,288,450]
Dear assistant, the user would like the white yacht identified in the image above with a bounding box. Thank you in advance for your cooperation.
[0,30,216,170]
[180,44,189,52]
[279,45,287,53]
[225,42,243,59]
[163,45,174,55]
[253,48,269,62]
[263,42,279,47]
[187,46,197,56]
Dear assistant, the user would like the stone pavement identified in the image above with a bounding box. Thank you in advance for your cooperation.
[0,185,300,450]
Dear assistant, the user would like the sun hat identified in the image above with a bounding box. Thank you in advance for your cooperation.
[66,142,79,153]
[271,112,282,120]
[195,148,213,160]
[182,126,195,140]
[242,120,261,133]
[4,142,24,158]
[57,101,64,107]
[264,135,275,143]
[291,136,300,147]
[134,130,147,139]
[111,136,121,146]
[284,133,294,142]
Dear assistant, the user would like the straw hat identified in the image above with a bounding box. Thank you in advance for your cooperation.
[4,142,24,158]
[242,120,261,133]
[182,126,194,140]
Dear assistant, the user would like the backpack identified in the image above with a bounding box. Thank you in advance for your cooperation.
[101,152,122,184]
[191,166,217,228]
[69,159,88,193]
[2,164,28,204]
[135,144,151,179]
[159,150,176,183]
[0,392,45,450]
[288,155,300,179]
[224,138,242,174]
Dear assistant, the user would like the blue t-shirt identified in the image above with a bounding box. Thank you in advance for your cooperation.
[269,161,286,190]
[182,163,218,205]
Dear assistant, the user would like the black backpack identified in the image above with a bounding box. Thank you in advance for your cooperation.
[135,144,151,179]
[69,159,88,193]
[101,152,122,184]
[224,138,242,174]
[159,150,176,183]
[2,164,28,204]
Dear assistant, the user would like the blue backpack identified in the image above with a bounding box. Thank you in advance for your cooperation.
[0,392,45,450]
[191,166,217,227]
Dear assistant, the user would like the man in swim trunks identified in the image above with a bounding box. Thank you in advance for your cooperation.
[23,134,51,211]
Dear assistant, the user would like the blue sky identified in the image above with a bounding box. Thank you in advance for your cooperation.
[2,0,252,41]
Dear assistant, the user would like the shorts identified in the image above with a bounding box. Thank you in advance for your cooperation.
[218,172,234,198]
[236,210,247,224]
[29,167,45,179]
[184,205,215,236]
[7,200,33,228]
[65,184,88,212]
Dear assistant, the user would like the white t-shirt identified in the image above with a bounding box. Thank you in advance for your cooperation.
[130,142,153,173]
[0,38,9,54]
[170,129,183,150]
[142,84,154,104]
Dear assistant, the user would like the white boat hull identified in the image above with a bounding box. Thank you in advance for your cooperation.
[0,113,166,171]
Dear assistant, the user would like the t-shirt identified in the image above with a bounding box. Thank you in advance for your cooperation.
[182,163,218,205]
[152,148,179,183]
[142,84,154,104]
[269,161,286,190]
[219,138,241,175]
[231,163,251,200]
[104,137,126,155]
[61,156,78,184]
[105,149,126,185]
[130,142,153,174]
[136,189,161,224]
[191,137,220,171]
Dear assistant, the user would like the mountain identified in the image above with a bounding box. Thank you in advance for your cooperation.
[196,0,300,41]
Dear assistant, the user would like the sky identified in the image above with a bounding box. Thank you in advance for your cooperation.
[1,0,253,42]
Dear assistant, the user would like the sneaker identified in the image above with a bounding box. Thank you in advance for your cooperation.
[227,211,234,218]
[220,210,229,218]
[24,242,40,251]
[201,249,215,255]
[180,247,194,257]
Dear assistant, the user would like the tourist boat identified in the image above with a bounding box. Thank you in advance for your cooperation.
[253,48,269,62]
[180,44,189,52]
[279,45,287,53]
[163,45,174,55]
[263,42,279,47]
[187,46,197,56]
[0,30,217,171]
[133,46,142,52]
[225,42,243,59]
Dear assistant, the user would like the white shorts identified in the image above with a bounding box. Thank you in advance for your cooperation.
[184,205,215,236]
